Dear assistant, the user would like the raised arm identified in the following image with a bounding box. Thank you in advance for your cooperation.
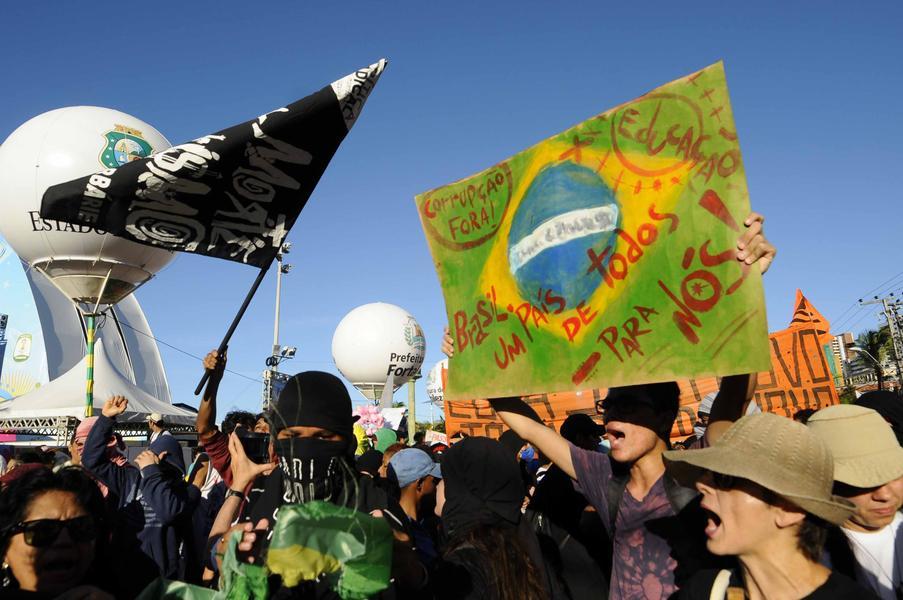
[488,397,576,479]
[704,212,773,443]
[704,374,756,444]
[208,432,276,574]
[82,396,138,499]
[442,329,575,478]
[196,349,226,438]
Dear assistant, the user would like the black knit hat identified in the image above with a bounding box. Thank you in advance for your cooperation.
[272,371,356,441]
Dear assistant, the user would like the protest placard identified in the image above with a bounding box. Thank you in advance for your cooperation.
[443,292,839,441]
[417,62,770,401]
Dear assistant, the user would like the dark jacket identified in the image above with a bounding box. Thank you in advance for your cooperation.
[82,415,200,585]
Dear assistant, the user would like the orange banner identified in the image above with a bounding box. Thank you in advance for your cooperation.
[445,291,839,441]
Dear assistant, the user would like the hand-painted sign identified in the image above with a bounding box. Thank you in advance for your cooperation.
[417,62,769,401]
[443,292,839,441]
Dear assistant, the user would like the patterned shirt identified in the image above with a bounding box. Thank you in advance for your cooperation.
[570,444,679,600]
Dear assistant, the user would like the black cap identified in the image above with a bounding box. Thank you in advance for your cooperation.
[559,413,605,442]
[271,371,356,441]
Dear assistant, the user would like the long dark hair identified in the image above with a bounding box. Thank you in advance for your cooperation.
[0,466,109,588]
[444,524,546,600]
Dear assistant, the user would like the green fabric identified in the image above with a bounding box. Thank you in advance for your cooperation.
[135,579,217,600]
[136,503,392,599]
[374,428,397,453]
[135,529,268,600]
[267,501,393,599]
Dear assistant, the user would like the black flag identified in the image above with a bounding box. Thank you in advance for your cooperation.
[41,59,387,268]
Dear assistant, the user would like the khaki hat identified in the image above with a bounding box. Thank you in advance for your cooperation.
[807,404,903,488]
[664,412,854,525]
[146,412,163,423]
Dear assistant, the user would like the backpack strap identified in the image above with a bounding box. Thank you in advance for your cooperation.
[606,459,630,530]
[606,461,698,530]
[709,569,733,600]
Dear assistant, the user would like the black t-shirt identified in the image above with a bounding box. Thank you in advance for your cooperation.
[676,568,881,599]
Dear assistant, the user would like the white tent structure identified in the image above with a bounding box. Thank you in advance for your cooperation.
[0,340,194,444]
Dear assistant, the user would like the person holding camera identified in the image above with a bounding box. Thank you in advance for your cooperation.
[209,371,426,597]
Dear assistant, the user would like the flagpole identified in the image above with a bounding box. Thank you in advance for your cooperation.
[193,259,274,396]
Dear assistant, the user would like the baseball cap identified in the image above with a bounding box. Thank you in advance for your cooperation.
[807,404,903,489]
[389,448,442,488]
[560,414,605,442]
[146,412,163,423]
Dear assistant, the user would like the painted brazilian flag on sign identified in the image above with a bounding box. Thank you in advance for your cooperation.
[415,61,770,402]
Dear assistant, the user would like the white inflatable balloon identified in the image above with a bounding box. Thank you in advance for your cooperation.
[0,107,175,305]
[332,303,426,401]
[426,358,448,405]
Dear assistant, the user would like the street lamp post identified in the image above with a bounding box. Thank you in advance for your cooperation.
[263,242,295,410]
[847,344,886,391]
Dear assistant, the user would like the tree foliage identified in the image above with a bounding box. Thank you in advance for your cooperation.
[855,328,891,390]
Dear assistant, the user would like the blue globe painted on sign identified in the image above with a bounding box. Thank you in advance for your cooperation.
[507,161,620,309]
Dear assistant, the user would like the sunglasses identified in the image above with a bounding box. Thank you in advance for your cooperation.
[9,516,96,547]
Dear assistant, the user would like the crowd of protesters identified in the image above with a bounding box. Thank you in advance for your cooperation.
[0,216,900,599]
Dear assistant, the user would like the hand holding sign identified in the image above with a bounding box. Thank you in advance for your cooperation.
[417,62,771,401]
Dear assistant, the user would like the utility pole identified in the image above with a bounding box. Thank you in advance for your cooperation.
[263,243,295,410]
[407,372,421,446]
[859,294,903,394]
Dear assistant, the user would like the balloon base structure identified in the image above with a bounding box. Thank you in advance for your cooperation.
[84,314,96,417]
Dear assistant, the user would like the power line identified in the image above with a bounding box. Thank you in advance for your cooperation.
[862,269,903,299]
[832,270,903,330]
[845,309,879,336]
[115,319,262,384]
[834,305,869,332]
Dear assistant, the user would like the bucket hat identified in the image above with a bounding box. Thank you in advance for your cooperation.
[807,404,903,488]
[663,412,854,525]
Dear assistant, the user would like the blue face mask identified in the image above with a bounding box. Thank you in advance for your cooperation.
[519,447,535,462]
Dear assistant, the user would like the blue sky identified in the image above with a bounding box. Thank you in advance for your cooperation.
[1,1,901,421]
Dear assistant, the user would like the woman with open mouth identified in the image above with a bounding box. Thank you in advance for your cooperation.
[663,412,879,600]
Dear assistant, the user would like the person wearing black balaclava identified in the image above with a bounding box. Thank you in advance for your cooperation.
[431,437,555,600]
[218,371,426,597]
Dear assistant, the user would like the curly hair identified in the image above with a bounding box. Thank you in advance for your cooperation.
[221,410,257,435]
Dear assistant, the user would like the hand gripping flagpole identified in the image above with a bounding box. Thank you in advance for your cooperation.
[194,259,275,395]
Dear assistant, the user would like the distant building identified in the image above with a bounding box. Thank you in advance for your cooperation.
[831,332,854,388]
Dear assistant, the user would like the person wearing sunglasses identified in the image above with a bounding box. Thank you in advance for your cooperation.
[0,466,112,598]
[663,412,877,599]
